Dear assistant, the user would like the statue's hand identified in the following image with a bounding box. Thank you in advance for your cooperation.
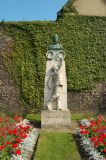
[52,94,59,99]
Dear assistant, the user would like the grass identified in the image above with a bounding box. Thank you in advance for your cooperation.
[25,112,100,160]
[33,132,80,160]
[71,113,85,121]
[25,113,41,121]
[71,113,95,121]
[26,113,95,122]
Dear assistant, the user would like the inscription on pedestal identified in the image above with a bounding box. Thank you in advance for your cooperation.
[41,110,71,129]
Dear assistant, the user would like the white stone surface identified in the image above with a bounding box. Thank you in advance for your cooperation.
[41,110,71,129]
[44,50,67,111]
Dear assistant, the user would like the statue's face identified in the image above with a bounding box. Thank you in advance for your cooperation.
[53,34,59,43]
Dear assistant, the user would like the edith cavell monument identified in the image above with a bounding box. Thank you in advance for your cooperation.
[41,34,71,129]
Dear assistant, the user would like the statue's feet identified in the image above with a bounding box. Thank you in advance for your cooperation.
[48,106,52,111]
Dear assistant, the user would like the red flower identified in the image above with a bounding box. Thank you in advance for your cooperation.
[6,141,11,145]
[103,149,106,153]
[14,116,22,123]
[84,130,89,134]
[15,149,21,155]
[1,133,6,137]
[12,143,19,148]
[15,138,22,143]
[19,125,23,129]
[94,141,99,147]
[103,142,106,145]
[90,137,97,142]
[98,138,103,143]
[19,133,27,139]
[79,125,84,129]
[13,128,18,135]
[80,130,85,134]
[0,145,4,150]
[26,125,30,130]
[80,129,89,135]
[90,120,96,127]
[0,117,2,123]
[3,127,7,131]
[97,115,103,120]
[8,129,13,134]
[79,115,106,155]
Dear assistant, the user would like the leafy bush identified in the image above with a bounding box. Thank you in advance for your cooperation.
[1,15,106,112]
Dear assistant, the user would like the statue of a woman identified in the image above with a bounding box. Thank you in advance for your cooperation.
[44,34,67,111]
[46,59,63,110]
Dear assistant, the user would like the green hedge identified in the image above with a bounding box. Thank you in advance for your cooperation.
[1,15,106,112]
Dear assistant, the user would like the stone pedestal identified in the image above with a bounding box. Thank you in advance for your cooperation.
[41,110,71,130]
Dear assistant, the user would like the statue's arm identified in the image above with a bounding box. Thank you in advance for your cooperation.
[59,73,63,86]
[47,73,54,89]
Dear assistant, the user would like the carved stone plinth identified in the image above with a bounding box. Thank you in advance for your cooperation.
[41,110,71,130]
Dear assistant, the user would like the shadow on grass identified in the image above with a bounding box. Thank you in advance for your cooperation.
[29,120,41,160]
[30,120,41,128]
[72,133,89,160]
[31,134,40,160]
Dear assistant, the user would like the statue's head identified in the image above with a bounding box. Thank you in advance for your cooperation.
[52,34,59,44]
[48,34,63,50]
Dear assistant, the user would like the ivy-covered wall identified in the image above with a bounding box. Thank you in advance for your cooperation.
[1,15,106,112]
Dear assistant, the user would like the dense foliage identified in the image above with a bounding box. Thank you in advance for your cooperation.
[1,15,106,112]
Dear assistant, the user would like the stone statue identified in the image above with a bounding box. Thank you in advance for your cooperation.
[46,59,63,110]
[42,35,71,130]
[44,34,67,111]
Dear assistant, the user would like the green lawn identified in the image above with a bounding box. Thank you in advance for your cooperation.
[25,113,41,121]
[26,113,98,160]
[25,113,92,121]
[33,132,80,160]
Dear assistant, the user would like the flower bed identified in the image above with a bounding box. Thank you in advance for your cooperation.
[0,114,39,160]
[77,115,106,160]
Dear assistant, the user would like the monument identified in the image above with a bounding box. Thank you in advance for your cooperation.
[41,34,71,130]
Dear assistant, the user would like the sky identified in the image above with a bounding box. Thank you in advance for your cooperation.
[0,0,68,21]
